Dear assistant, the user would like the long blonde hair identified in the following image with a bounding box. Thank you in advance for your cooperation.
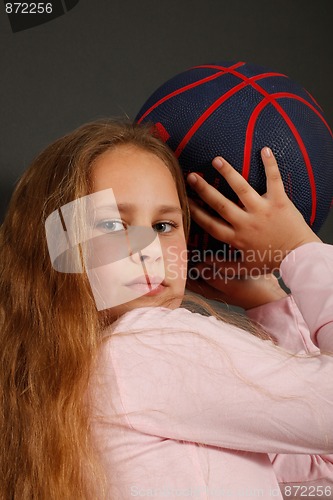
[0,119,269,499]
[0,119,192,499]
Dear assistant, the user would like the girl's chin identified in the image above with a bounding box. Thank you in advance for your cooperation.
[102,291,183,322]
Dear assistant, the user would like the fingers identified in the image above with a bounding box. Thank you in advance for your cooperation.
[261,147,285,199]
[188,199,235,243]
[188,149,286,214]
[211,156,261,209]
[187,172,247,224]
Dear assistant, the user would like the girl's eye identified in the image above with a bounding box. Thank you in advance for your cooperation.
[153,222,176,233]
[96,220,126,233]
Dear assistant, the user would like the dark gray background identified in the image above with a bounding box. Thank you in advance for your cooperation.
[1,0,332,242]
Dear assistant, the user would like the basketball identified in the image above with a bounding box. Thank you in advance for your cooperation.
[136,61,333,254]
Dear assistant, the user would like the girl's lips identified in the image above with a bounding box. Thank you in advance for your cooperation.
[124,276,165,287]
[124,278,166,296]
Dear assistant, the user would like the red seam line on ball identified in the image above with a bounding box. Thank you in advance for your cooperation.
[212,67,329,133]
[173,72,285,158]
[190,62,245,72]
[243,94,317,226]
[304,89,324,113]
[173,67,323,226]
[137,62,245,124]
[250,90,332,139]
[194,64,288,82]
[276,94,332,138]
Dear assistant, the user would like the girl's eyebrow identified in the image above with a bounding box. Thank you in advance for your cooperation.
[95,203,183,215]
[154,205,184,216]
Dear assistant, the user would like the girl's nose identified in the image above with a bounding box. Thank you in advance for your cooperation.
[130,236,163,264]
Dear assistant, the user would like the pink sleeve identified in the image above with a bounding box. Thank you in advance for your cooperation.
[247,242,333,354]
[246,246,333,487]
[247,294,319,354]
[97,244,333,456]
[280,242,333,351]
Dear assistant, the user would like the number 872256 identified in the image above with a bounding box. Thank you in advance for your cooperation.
[283,485,332,497]
[5,3,53,14]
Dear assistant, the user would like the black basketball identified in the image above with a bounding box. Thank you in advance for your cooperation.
[136,61,333,253]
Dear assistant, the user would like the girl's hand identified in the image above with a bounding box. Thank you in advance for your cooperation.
[187,147,322,275]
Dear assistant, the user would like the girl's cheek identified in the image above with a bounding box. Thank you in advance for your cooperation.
[162,235,186,261]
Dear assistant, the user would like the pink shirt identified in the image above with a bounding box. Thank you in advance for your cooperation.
[90,243,333,499]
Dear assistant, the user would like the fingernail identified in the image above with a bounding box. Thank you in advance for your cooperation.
[214,157,224,169]
[187,173,197,185]
[263,147,272,158]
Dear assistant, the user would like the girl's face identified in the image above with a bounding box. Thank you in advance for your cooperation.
[89,145,188,317]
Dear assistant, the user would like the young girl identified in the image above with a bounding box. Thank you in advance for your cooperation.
[0,119,332,499]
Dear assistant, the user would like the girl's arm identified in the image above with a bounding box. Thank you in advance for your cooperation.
[247,284,333,488]
[186,148,333,485]
[95,241,333,457]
